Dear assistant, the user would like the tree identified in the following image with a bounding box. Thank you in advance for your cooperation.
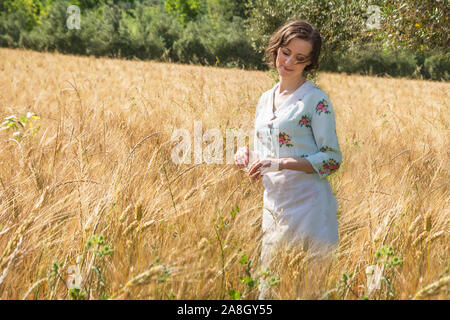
[205,0,250,23]
[0,0,53,30]
[245,0,377,63]
[164,0,202,27]
[376,0,448,53]
[245,0,448,60]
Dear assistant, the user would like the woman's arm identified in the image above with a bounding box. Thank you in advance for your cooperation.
[303,93,342,179]
[279,157,316,173]
[247,156,315,180]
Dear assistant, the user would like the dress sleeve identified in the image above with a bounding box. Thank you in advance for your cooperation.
[304,91,342,179]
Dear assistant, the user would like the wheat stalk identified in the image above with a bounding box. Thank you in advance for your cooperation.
[412,231,428,247]
[22,278,48,300]
[409,215,423,234]
[109,265,165,299]
[427,230,445,244]
[119,204,133,223]
[413,275,450,299]
[123,220,139,237]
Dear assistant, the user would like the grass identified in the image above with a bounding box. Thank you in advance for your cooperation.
[0,47,448,300]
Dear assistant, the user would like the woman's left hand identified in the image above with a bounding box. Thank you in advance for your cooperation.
[247,158,281,181]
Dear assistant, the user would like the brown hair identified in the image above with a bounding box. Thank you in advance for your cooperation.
[265,20,322,74]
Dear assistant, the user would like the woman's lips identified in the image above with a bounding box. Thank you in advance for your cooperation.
[283,66,293,72]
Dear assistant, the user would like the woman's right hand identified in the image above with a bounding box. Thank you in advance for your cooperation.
[234,146,250,169]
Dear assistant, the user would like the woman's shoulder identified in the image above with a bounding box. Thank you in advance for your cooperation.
[256,84,276,106]
[262,83,277,98]
[303,83,332,106]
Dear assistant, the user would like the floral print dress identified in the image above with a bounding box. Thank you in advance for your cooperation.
[252,80,342,263]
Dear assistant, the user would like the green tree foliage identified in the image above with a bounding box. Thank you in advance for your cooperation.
[130,4,178,60]
[172,15,262,68]
[422,53,450,81]
[12,0,261,69]
[245,0,377,59]
[205,0,250,23]
[321,49,419,78]
[0,0,53,30]
[376,0,448,52]
[20,0,86,54]
[244,0,449,79]
[21,1,155,58]
[164,0,202,26]
[0,0,447,80]
[66,0,139,10]
[245,0,448,59]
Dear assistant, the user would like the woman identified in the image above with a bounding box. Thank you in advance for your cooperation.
[234,20,342,296]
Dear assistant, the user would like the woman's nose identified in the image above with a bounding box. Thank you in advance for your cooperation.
[284,55,295,66]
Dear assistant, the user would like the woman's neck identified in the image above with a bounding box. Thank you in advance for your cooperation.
[278,76,306,96]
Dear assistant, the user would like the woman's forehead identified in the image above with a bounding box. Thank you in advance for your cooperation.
[283,38,312,55]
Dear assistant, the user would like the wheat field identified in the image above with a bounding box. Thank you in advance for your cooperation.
[0,47,448,300]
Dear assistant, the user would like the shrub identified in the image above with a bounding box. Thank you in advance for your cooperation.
[19,0,87,55]
[422,53,450,81]
[172,18,211,64]
[207,16,263,69]
[321,48,418,79]
[0,10,30,47]
[140,5,182,61]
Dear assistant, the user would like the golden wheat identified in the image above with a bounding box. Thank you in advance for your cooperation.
[413,275,450,299]
[0,47,448,299]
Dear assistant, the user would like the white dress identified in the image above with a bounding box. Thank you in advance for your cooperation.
[252,80,342,264]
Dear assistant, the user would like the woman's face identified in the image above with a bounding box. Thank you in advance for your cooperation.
[276,38,313,80]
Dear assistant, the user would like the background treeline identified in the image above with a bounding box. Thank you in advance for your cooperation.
[0,0,448,80]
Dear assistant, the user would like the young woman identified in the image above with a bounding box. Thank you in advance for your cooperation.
[234,20,342,295]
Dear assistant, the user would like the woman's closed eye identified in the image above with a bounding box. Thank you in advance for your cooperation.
[281,49,309,64]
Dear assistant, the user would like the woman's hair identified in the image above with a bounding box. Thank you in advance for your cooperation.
[265,20,322,74]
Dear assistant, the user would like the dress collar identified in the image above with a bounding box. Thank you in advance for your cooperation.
[270,80,315,117]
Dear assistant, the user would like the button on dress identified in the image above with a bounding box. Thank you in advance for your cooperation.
[252,80,342,264]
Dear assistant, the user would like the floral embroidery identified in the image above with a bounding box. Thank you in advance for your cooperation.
[279,132,293,147]
[316,99,330,115]
[318,159,340,175]
[319,146,333,152]
[298,115,311,128]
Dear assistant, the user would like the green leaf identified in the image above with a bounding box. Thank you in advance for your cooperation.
[239,253,248,265]
[19,114,27,123]
[69,287,86,300]
[228,289,241,300]
[268,276,280,287]
[230,204,239,219]
[240,275,256,288]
